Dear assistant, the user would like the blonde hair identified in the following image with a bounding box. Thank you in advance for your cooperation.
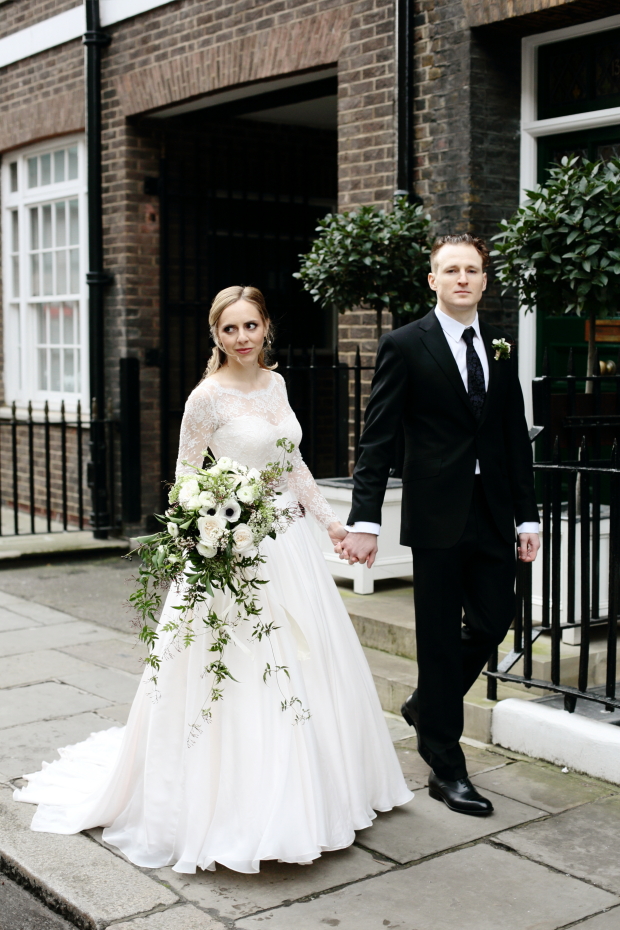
[204,285,276,378]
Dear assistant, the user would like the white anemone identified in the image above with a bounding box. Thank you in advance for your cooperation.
[217,499,242,523]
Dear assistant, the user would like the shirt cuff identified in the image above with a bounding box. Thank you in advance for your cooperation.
[346,522,381,536]
[517,522,539,535]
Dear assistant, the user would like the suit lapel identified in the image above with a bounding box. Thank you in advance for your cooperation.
[419,312,476,421]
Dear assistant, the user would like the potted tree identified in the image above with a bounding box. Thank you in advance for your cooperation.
[295,197,434,338]
[492,156,620,391]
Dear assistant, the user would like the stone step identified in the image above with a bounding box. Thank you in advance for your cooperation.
[363,646,539,744]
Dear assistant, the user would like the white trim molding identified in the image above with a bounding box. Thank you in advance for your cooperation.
[0,0,177,70]
[518,12,620,424]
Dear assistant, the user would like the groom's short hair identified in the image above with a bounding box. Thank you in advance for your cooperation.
[430,234,490,272]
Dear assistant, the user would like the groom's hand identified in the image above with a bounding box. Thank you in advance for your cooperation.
[518,533,540,563]
[336,532,378,569]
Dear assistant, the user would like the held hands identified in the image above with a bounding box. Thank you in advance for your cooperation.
[518,533,540,563]
[335,531,379,570]
[327,521,348,548]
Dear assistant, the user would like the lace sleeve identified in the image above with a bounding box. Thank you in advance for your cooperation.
[175,382,219,478]
[288,447,338,530]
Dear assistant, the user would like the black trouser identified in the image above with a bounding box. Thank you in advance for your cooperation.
[411,477,516,781]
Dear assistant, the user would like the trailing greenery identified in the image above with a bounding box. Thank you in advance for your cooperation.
[492,156,620,379]
[295,197,434,336]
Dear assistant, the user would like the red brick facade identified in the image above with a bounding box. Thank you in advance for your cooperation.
[1,0,618,530]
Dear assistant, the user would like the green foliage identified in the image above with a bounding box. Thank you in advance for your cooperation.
[492,156,620,317]
[294,197,434,321]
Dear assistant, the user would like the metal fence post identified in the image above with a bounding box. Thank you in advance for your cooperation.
[120,358,142,524]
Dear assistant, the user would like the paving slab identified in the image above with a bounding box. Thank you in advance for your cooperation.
[393,738,510,791]
[383,711,412,743]
[59,637,147,675]
[497,794,620,894]
[154,845,390,920]
[0,711,116,780]
[0,600,79,626]
[569,908,620,928]
[0,871,75,929]
[0,621,113,658]
[112,904,226,929]
[0,787,177,929]
[0,649,104,689]
[60,665,141,704]
[235,844,619,930]
[0,681,111,729]
[0,553,137,633]
[355,788,544,864]
[95,703,132,725]
[473,760,616,814]
[0,609,43,632]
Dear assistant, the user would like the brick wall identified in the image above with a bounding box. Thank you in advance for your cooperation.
[0,0,80,41]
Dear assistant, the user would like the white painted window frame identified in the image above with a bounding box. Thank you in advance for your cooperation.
[519,13,620,423]
[2,135,88,415]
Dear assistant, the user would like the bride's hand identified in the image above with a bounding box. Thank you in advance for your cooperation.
[328,522,348,548]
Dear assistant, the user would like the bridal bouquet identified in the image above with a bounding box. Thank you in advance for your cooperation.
[128,439,306,740]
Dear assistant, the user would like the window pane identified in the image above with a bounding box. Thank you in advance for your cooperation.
[54,149,65,183]
[56,251,67,295]
[63,302,75,343]
[42,204,52,248]
[30,207,38,250]
[10,161,18,192]
[64,349,75,392]
[12,256,20,299]
[68,146,78,180]
[70,249,79,293]
[43,252,53,295]
[31,255,40,296]
[55,202,66,246]
[28,157,38,188]
[69,200,79,245]
[37,305,46,344]
[38,348,48,391]
[49,304,60,344]
[50,348,61,391]
[11,210,18,252]
[40,153,51,186]
[10,305,22,390]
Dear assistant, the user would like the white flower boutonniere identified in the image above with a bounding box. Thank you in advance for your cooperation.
[492,338,512,361]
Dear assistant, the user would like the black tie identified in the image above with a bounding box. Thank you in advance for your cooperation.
[462,327,486,419]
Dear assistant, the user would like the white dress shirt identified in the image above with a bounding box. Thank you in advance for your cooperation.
[347,306,539,536]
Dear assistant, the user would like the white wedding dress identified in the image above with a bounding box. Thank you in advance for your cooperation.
[14,371,412,874]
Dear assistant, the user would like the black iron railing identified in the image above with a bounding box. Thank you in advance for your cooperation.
[280,346,375,478]
[486,439,620,714]
[0,401,117,536]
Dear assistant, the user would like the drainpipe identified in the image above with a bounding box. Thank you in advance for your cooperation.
[394,0,421,205]
[83,0,113,538]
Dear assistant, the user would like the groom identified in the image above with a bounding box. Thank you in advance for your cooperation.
[339,234,539,816]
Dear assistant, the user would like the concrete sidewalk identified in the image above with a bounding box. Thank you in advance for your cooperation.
[1,578,620,929]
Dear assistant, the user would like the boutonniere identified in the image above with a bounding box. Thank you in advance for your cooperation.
[492,338,512,361]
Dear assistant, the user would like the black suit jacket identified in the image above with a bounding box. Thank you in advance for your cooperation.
[347,310,539,548]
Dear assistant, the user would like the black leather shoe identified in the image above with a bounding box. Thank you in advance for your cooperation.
[401,693,433,767]
[428,770,494,816]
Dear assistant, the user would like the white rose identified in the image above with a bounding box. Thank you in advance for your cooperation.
[178,478,200,506]
[166,522,179,537]
[231,523,255,554]
[236,484,256,504]
[197,514,227,547]
[217,456,233,470]
[217,499,242,523]
[186,495,203,511]
[247,468,261,481]
[206,465,221,476]
[196,542,217,559]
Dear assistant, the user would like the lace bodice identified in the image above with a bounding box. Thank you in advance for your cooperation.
[175,372,338,530]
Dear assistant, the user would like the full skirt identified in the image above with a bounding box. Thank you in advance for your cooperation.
[14,501,413,873]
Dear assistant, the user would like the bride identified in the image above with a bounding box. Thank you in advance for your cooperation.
[14,285,412,874]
